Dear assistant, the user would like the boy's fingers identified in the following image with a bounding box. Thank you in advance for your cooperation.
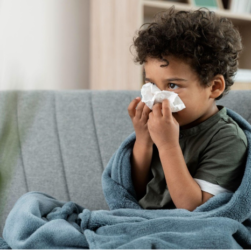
[152,103,162,116]
[135,100,145,119]
[128,97,141,118]
[162,99,172,118]
[141,104,151,121]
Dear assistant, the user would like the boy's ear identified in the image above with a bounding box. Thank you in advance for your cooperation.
[209,74,225,99]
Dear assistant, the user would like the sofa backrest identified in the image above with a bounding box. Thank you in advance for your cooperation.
[0,89,250,235]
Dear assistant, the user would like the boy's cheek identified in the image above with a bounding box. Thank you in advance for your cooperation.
[172,113,181,124]
[172,111,186,126]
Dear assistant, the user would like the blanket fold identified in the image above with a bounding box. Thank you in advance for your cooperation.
[1,108,251,249]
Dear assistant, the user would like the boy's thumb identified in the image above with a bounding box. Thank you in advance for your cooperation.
[162,99,171,116]
[163,99,169,106]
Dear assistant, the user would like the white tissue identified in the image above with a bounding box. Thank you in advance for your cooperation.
[141,82,186,112]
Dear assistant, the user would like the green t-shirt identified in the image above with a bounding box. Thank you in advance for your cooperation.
[138,105,248,209]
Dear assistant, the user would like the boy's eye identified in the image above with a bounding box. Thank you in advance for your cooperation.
[168,83,179,89]
[144,81,179,90]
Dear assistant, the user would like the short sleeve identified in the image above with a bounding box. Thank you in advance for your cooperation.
[194,135,247,192]
[194,178,232,195]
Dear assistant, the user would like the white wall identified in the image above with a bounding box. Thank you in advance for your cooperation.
[0,0,90,90]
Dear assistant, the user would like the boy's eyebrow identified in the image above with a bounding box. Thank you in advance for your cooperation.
[144,77,187,82]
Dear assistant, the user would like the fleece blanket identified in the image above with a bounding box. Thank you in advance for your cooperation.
[1,108,251,249]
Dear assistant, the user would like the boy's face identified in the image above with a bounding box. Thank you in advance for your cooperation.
[143,56,218,129]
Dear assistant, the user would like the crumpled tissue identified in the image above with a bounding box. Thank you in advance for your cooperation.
[141,82,186,112]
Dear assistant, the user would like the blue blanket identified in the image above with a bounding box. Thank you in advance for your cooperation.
[1,108,251,249]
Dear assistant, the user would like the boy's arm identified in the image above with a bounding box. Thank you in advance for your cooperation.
[148,100,213,211]
[158,145,206,211]
[131,140,153,200]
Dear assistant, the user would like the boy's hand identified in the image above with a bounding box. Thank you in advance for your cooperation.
[148,99,179,151]
[128,97,153,147]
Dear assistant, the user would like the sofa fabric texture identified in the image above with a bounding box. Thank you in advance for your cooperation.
[0,89,251,236]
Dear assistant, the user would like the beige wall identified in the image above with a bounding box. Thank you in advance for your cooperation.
[90,0,143,90]
[0,0,90,90]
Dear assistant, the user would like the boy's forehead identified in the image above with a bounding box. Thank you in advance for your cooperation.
[143,61,168,73]
[143,61,175,75]
[144,56,194,74]
[144,57,168,65]
[143,61,201,84]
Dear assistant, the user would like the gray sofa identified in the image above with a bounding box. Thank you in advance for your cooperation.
[0,89,251,237]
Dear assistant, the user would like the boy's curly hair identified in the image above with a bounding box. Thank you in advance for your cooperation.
[130,6,242,100]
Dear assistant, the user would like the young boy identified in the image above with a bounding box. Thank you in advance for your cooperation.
[128,7,248,212]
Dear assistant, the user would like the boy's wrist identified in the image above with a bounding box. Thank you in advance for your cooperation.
[158,143,180,155]
[135,139,153,149]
